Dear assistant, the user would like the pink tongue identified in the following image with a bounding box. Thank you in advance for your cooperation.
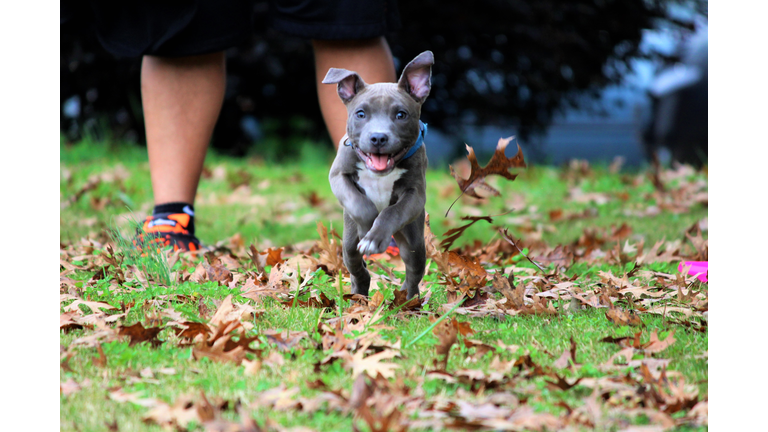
[369,154,389,171]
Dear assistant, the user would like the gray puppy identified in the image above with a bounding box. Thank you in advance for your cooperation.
[322,51,433,300]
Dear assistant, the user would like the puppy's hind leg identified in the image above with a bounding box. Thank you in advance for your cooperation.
[394,210,426,300]
[343,212,371,297]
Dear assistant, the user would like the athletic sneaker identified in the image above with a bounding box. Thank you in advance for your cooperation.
[385,237,400,256]
[133,213,201,252]
[366,237,400,260]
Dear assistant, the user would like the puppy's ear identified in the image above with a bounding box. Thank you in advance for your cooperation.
[398,51,434,103]
[322,68,366,104]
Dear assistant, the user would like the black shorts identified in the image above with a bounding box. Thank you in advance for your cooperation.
[61,0,400,58]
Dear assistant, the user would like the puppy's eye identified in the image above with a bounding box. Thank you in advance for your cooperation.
[396,111,407,120]
[355,110,366,119]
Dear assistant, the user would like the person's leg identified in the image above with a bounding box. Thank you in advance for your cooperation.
[141,51,226,205]
[138,51,226,251]
[312,37,396,147]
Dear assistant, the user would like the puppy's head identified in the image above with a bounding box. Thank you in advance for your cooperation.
[323,51,433,175]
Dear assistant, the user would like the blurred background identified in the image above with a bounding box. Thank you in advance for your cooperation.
[60,0,708,168]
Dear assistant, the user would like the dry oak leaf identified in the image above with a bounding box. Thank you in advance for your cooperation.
[356,403,407,432]
[252,385,302,411]
[264,329,309,352]
[173,322,211,341]
[241,264,294,303]
[369,290,385,310]
[201,405,268,432]
[215,253,242,271]
[600,295,643,326]
[61,294,117,316]
[432,317,459,370]
[447,252,488,278]
[349,373,374,411]
[93,344,108,367]
[642,329,676,354]
[349,343,400,379]
[192,334,247,365]
[605,308,643,327]
[454,400,513,422]
[487,272,525,310]
[207,264,233,286]
[552,336,579,369]
[686,400,708,426]
[247,245,265,273]
[503,405,564,431]
[243,358,262,376]
[209,294,257,327]
[453,320,475,337]
[118,322,163,347]
[60,311,91,333]
[636,239,683,265]
[462,339,497,361]
[638,363,699,414]
[60,378,84,396]
[316,221,344,273]
[608,223,634,241]
[190,262,208,283]
[142,393,209,429]
[440,215,494,251]
[449,136,526,199]
[70,329,119,348]
[391,289,421,311]
[264,247,286,266]
[601,332,642,349]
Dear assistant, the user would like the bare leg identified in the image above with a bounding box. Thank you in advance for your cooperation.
[312,37,396,147]
[141,52,226,205]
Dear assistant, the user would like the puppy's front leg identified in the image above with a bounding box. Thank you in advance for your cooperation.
[329,172,379,236]
[342,211,371,296]
[357,187,426,255]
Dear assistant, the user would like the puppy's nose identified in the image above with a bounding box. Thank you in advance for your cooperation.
[370,133,388,147]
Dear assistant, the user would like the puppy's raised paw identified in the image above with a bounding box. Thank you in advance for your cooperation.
[357,233,390,256]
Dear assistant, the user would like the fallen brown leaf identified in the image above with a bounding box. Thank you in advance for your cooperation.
[173,322,211,341]
[206,263,233,286]
[316,222,344,274]
[552,337,578,369]
[449,136,526,202]
[93,344,108,367]
[641,329,676,354]
[432,317,458,370]
[440,215,494,251]
[118,322,163,347]
[605,308,643,327]
[193,335,247,365]
[349,343,400,379]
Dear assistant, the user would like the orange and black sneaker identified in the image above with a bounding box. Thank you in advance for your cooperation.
[366,237,400,260]
[133,212,201,253]
[385,237,400,256]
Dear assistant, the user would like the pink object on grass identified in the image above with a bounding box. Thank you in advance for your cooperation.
[678,261,708,283]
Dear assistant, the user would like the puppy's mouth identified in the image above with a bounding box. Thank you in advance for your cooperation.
[354,147,408,174]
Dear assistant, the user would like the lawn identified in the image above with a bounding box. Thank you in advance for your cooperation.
[60,137,708,431]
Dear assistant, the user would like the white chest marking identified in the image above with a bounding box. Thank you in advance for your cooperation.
[355,162,406,213]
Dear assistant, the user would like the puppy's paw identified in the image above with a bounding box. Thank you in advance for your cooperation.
[357,232,390,256]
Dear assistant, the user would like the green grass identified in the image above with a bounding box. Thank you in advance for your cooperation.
[60,138,708,431]
[60,137,706,248]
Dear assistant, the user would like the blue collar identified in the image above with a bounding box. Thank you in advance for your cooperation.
[402,121,428,160]
[344,120,427,161]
